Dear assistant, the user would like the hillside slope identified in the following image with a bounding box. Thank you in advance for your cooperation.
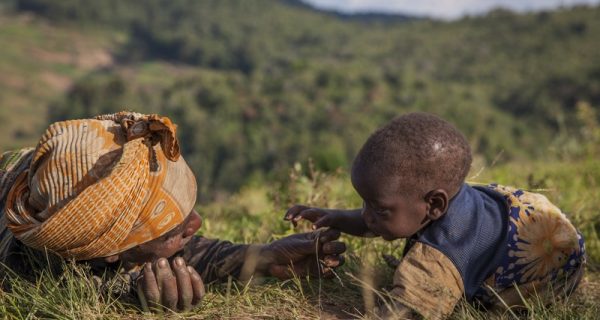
[1,0,599,194]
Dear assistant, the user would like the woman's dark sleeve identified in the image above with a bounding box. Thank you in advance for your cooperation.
[181,235,261,284]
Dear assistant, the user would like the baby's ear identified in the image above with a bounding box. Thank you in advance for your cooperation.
[424,189,449,221]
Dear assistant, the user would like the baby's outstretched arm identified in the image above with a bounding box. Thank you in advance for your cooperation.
[284,205,374,237]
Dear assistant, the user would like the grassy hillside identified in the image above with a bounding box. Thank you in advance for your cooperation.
[0,13,119,149]
[0,1,599,318]
[2,0,599,195]
[1,161,599,319]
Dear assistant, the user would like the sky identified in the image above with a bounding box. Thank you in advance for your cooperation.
[303,0,600,19]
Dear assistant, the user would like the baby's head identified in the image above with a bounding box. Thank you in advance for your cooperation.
[351,112,472,240]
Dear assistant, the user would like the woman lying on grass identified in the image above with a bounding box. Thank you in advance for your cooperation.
[0,112,345,312]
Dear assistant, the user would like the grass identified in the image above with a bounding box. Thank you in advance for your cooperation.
[0,12,227,154]
[0,12,119,150]
[1,5,598,319]
[1,159,599,319]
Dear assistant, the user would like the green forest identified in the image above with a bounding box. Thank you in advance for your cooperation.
[1,0,600,319]
[1,0,599,197]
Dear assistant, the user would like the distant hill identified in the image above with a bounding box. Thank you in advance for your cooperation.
[282,0,421,23]
[1,0,599,196]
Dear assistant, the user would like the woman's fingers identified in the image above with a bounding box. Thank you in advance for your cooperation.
[265,230,347,280]
[321,266,334,279]
[188,266,205,306]
[268,264,292,280]
[153,258,178,311]
[318,228,341,243]
[323,254,345,268]
[139,262,161,311]
[268,261,310,280]
[172,257,193,312]
[139,258,205,313]
[322,241,346,255]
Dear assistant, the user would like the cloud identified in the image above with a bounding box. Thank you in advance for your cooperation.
[303,0,600,19]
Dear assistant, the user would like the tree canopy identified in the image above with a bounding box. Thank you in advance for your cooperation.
[4,0,600,197]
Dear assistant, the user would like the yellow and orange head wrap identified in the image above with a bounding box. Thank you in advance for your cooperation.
[3,112,197,260]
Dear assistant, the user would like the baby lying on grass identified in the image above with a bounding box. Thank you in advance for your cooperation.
[285,112,585,319]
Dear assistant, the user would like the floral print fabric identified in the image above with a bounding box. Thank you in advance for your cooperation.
[475,184,585,305]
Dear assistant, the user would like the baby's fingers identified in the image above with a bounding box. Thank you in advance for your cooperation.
[312,214,335,229]
[296,209,328,225]
[285,206,327,226]
[284,205,310,226]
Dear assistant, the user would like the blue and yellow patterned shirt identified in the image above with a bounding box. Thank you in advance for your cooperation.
[390,184,585,319]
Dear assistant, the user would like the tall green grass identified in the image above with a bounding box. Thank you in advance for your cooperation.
[1,159,599,319]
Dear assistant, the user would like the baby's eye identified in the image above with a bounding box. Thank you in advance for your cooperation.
[363,201,389,216]
[374,208,390,216]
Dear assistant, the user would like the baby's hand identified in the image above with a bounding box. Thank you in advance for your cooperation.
[285,205,339,230]
[285,206,371,237]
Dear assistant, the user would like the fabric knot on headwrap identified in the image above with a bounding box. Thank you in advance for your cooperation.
[2,112,197,260]
[95,112,181,161]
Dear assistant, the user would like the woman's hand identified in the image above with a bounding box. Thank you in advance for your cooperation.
[137,257,205,312]
[259,228,346,280]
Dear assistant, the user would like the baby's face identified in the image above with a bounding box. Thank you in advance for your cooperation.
[351,168,430,240]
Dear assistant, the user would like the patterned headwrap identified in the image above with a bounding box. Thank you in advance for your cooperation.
[1,112,197,260]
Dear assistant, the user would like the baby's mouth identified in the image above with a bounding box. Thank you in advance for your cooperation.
[380,233,398,241]
[366,222,387,239]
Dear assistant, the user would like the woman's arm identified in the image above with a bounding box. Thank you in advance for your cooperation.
[180,236,250,283]
[180,229,346,283]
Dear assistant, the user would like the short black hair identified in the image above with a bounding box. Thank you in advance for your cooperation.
[352,112,472,197]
